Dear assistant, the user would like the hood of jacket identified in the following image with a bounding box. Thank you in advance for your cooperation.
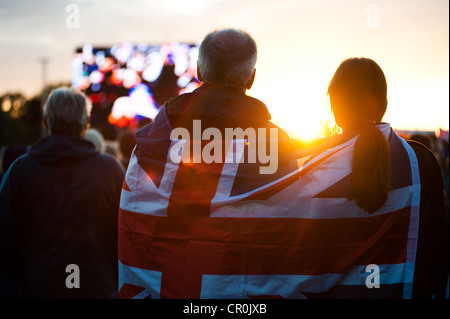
[28,134,99,166]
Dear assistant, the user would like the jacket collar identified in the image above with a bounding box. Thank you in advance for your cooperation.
[28,134,98,166]
[165,83,272,127]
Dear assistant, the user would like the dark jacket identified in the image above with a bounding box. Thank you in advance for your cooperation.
[0,134,125,298]
[146,83,295,191]
[165,83,291,139]
[408,140,449,299]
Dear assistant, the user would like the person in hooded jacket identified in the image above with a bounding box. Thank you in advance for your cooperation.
[0,87,125,298]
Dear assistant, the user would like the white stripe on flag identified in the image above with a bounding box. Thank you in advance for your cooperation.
[200,263,410,299]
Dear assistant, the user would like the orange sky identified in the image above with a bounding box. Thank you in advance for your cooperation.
[0,0,448,137]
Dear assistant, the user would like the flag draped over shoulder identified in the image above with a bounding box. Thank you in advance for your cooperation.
[118,105,420,299]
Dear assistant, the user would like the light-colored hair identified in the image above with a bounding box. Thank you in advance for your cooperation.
[198,28,257,90]
[44,87,91,136]
[84,128,105,152]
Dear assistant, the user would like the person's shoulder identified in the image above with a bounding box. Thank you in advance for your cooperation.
[407,140,438,165]
[4,152,32,172]
[165,90,194,115]
[95,152,126,174]
[0,153,32,189]
[407,139,442,182]
[266,121,291,140]
[96,151,123,165]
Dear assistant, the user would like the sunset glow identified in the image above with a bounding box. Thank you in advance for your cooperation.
[0,0,448,135]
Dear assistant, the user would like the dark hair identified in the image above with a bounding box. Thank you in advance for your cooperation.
[328,58,390,213]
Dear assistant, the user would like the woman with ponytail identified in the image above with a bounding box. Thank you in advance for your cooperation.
[326,57,448,298]
[327,57,391,213]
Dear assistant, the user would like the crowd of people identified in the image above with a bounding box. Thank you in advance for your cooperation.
[0,104,141,180]
[0,28,448,299]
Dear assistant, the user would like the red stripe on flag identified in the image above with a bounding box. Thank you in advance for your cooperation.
[119,206,410,298]
[118,283,146,299]
[122,179,131,192]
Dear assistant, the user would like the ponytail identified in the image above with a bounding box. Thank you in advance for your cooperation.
[348,123,391,214]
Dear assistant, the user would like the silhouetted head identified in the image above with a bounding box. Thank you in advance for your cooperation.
[44,87,91,137]
[197,28,257,91]
[327,57,388,131]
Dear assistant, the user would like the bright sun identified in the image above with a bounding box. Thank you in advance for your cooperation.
[250,83,334,140]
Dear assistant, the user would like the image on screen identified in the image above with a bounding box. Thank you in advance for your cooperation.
[71,42,200,133]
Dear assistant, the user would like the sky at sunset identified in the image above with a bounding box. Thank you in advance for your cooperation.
[0,0,448,138]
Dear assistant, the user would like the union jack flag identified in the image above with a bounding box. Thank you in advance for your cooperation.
[118,106,420,299]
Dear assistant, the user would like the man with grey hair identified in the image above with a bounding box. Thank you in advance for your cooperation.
[196,28,257,91]
[165,28,289,136]
[117,28,295,299]
[0,87,125,298]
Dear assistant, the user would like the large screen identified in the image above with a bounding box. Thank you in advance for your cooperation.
[71,42,200,134]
